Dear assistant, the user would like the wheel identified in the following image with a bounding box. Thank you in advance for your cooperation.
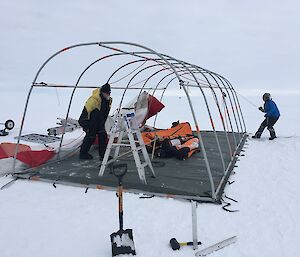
[5,119,15,130]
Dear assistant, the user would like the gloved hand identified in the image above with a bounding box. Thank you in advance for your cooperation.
[258,106,264,112]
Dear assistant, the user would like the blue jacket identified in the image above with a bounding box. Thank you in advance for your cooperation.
[264,100,280,118]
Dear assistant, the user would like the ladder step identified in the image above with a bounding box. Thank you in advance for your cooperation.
[112,143,131,147]
[141,162,148,168]
[136,146,144,151]
[124,140,140,143]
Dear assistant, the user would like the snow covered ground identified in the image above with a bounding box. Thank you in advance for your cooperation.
[1,1,300,256]
[1,94,299,257]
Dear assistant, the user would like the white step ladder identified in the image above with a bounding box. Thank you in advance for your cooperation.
[98,108,155,184]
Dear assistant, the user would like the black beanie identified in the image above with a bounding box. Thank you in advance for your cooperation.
[101,83,111,94]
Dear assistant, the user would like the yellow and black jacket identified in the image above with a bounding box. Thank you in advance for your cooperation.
[78,88,112,130]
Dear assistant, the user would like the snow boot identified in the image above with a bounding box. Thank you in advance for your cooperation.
[79,152,93,160]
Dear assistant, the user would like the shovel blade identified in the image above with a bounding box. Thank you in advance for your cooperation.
[110,229,136,256]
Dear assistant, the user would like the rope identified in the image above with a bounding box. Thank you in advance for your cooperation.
[54,88,61,106]
[222,95,230,132]
[235,91,258,108]
[139,194,155,199]
[178,72,217,87]
[128,77,151,88]
[221,194,239,212]
[110,60,148,84]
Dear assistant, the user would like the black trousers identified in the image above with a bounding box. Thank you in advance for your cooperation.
[79,110,108,159]
[255,117,279,138]
[80,129,107,159]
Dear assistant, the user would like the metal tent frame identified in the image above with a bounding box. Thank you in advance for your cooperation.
[13,41,247,202]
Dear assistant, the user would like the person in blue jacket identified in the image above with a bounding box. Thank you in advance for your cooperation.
[252,93,280,140]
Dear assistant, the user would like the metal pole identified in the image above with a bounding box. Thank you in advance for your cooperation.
[191,200,198,250]
[32,82,162,90]
[208,71,244,138]
[13,42,100,172]
[221,76,247,132]
[191,68,234,158]
[149,58,229,174]
[163,60,218,198]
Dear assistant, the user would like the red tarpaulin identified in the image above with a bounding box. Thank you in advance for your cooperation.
[0,143,55,168]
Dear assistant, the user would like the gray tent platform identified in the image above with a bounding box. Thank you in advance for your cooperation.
[16,131,247,203]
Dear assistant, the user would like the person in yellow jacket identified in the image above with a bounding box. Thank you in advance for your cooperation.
[78,83,112,160]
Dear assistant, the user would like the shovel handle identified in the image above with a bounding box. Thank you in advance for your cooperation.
[118,184,123,230]
[113,163,127,231]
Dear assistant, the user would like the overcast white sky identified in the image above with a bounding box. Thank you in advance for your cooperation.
[0,0,299,93]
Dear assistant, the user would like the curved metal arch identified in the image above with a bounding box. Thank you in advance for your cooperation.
[144,69,188,128]
[144,54,240,147]
[58,52,238,183]
[117,63,177,109]
[168,60,245,137]
[151,71,198,127]
[107,58,152,84]
[12,41,246,202]
[166,59,246,198]
[182,66,236,158]
[139,64,237,164]
[195,65,246,134]
[107,58,175,90]
[114,58,219,197]
[148,66,235,161]
[58,54,195,157]
[57,52,157,155]
[109,60,149,84]
[190,67,238,147]
[204,71,243,138]
[137,61,200,96]
[150,70,220,131]
[141,58,220,198]
[66,46,221,198]
[147,67,231,172]
[201,69,244,138]
[139,67,169,95]
[58,52,191,156]
[77,53,241,198]
[167,61,239,140]
[171,62,217,199]
[183,65,243,140]
[217,75,246,132]
[14,41,187,171]
[107,57,183,93]
[103,53,236,134]
[58,55,185,157]
[116,60,225,103]
[57,52,191,158]
[14,42,101,170]
[104,57,205,129]
[98,42,184,84]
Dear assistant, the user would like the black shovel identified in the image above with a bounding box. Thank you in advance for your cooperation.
[110,163,136,256]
